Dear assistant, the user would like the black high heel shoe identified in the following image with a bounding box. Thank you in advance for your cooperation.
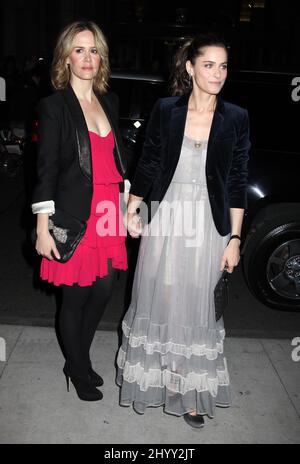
[88,365,104,387]
[63,366,103,402]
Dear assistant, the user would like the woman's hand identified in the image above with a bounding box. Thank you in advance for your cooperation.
[125,212,142,239]
[220,239,240,273]
[35,231,61,261]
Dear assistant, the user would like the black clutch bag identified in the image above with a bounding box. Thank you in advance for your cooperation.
[214,269,229,321]
[31,209,87,263]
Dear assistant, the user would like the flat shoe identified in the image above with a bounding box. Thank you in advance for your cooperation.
[183,413,205,428]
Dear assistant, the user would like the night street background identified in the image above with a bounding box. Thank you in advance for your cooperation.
[0,0,300,345]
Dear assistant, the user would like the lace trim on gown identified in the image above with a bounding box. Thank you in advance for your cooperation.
[117,348,230,397]
[122,320,225,360]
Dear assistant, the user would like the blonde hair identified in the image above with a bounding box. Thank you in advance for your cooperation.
[51,21,110,94]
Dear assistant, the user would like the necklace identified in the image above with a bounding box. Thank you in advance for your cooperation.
[193,99,216,148]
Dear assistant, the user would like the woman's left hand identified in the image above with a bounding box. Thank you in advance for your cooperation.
[220,239,241,273]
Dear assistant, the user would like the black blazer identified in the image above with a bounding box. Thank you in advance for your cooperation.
[32,86,127,221]
[130,93,251,236]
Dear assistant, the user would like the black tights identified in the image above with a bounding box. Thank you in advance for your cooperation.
[59,261,116,379]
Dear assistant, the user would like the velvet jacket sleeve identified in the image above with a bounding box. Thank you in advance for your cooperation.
[227,109,251,209]
[31,98,61,206]
[130,98,162,198]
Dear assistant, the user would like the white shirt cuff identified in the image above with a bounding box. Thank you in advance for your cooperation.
[31,200,55,215]
[124,179,131,194]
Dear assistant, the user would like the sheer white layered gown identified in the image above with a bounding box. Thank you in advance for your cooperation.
[117,135,231,417]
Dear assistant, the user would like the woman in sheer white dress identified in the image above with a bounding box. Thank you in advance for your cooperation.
[116,34,250,428]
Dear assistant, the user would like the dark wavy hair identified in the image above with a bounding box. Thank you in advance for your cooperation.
[170,33,229,96]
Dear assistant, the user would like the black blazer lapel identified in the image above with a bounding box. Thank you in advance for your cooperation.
[168,94,189,167]
[206,97,225,168]
[61,87,92,183]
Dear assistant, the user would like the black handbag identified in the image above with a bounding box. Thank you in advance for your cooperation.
[214,269,229,321]
[31,209,87,263]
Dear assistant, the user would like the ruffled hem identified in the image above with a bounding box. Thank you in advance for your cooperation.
[117,381,231,417]
[117,348,230,397]
[40,241,127,286]
[121,319,225,361]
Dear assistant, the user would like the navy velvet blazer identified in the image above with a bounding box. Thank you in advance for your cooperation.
[32,86,127,221]
[130,93,251,236]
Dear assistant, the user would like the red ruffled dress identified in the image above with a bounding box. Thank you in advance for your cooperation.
[40,130,128,286]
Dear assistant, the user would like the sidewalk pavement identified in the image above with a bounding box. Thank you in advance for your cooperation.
[0,324,299,444]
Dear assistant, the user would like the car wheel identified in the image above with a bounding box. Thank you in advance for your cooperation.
[243,215,300,310]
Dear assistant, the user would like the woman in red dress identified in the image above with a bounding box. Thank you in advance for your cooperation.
[32,21,128,401]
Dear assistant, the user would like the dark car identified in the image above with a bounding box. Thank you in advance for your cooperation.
[109,70,300,312]
[225,71,300,312]
[109,72,168,179]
